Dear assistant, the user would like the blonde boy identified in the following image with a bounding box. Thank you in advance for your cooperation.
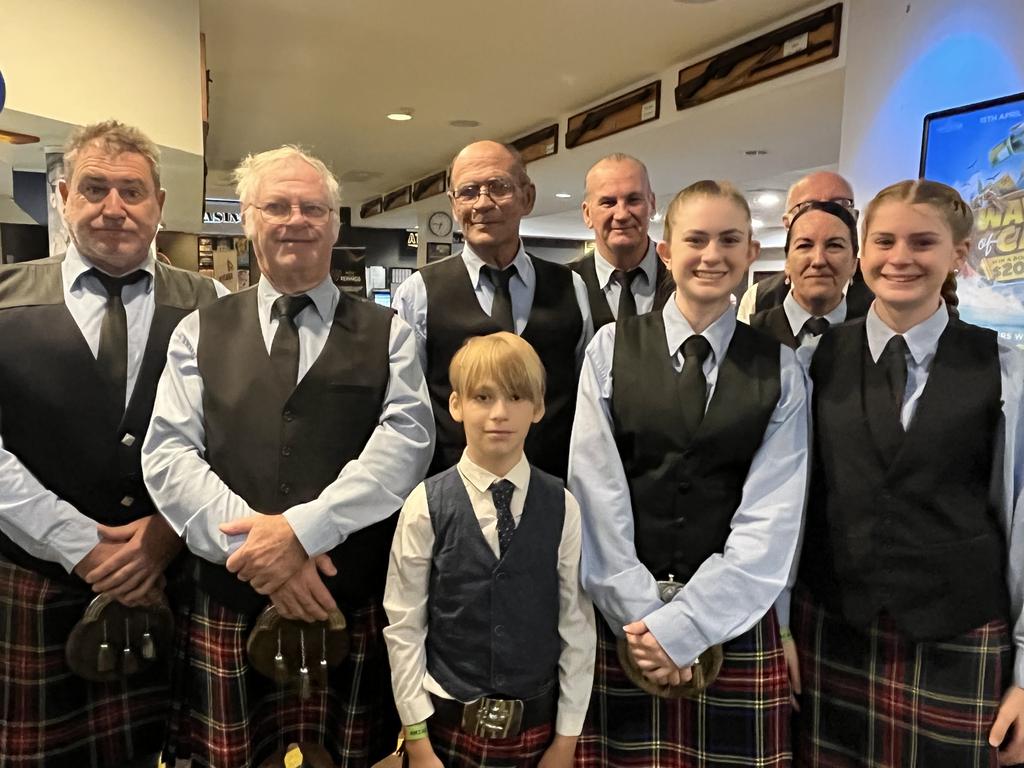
[384,332,595,768]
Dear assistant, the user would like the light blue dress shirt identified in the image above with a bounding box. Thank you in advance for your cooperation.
[591,239,660,318]
[142,274,435,563]
[782,290,848,345]
[568,298,809,667]
[392,242,594,374]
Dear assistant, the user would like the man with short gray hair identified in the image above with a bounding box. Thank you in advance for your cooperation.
[143,144,434,767]
[0,118,224,767]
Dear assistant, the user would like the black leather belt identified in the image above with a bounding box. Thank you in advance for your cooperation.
[429,688,556,738]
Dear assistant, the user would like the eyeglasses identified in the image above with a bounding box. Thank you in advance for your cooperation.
[250,200,333,224]
[788,197,859,221]
[451,178,517,203]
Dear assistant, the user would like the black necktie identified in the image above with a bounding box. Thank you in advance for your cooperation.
[484,265,517,332]
[679,335,712,437]
[801,316,830,339]
[879,335,909,433]
[271,294,313,387]
[490,479,516,557]
[91,268,148,405]
[611,269,639,320]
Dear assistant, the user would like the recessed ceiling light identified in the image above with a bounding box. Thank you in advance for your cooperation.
[449,119,480,128]
[387,110,414,121]
[751,217,765,229]
[674,0,717,3]
[555,192,572,199]
[754,192,781,208]
[743,149,768,156]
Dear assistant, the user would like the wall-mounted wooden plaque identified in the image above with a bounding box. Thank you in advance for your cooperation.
[511,124,559,163]
[360,197,383,219]
[413,171,446,202]
[382,186,412,212]
[566,81,661,149]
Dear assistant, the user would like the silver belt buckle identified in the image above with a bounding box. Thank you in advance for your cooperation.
[461,696,524,739]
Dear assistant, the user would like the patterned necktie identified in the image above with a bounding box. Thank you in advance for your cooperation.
[679,335,712,437]
[801,316,830,339]
[489,479,516,557]
[90,268,148,406]
[611,269,639,320]
[271,294,313,387]
[483,265,517,332]
[879,334,909,433]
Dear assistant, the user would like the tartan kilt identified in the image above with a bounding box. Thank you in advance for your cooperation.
[577,607,791,767]
[429,720,554,767]
[791,583,1011,768]
[0,557,171,768]
[164,586,398,768]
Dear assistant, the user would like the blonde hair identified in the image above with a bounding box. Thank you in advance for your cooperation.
[233,145,342,209]
[448,332,546,405]
[863,179,972,311]
[63,120,161,188]
[662,179,751,242]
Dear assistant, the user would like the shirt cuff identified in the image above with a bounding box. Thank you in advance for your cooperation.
[397,689,435,727]
[282,500,339,557]
[555,705,587,737]
[1014,648,1024,689]
[643,601,702,667]
[775,588,793,630]
[53,518,102,573]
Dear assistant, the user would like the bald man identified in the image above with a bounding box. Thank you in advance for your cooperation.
[737,171,872,323]
[393,140,592,480]
[571,153,674,328]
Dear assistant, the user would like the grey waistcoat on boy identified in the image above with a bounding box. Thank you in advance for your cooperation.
[425,464,565,701]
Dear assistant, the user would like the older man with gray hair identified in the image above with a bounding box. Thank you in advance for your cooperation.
[143,145,434,767]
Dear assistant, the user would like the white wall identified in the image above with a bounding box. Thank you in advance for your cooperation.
[838,0,1024,202]
[4,0,203,155]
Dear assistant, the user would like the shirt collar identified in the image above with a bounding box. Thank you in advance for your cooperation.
[865,301,948,364]
[782,290,848,337]
[457,450,531,494]
[258,272,338,324]
[63,240,157,294]
[592,238,657,290]
[461,241,532,290]
[662,296,735,365]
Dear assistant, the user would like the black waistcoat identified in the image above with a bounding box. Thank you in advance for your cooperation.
[425,464,564,700]
[570,248,673,329]
[611,313,781,580]
[750,295,872,350]
[800,318,1007,640]
[195,287,395,612]
[0,257,219,584]
[421,254,582,480]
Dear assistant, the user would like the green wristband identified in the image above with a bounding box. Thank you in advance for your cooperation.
[405,722,428,741]
[779,627,793,641]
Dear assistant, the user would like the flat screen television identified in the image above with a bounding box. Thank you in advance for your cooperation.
[920,91,1024,344]
[371,289,392,307]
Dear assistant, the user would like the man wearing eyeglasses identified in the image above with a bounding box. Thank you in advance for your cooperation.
[736,170,873,323]
[393,140,592,481]
[142,145,434,767]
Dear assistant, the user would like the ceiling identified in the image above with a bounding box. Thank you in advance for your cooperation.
[198,0,847,241]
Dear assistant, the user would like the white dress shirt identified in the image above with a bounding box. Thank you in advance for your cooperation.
[383,451,596,736]
[569,299,809,667]
[142,274,435,562]
[0,244,227,571]
[592,239,661,318]
[392,242,594,375]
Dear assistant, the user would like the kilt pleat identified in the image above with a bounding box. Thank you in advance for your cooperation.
[429,720,554,767]
[792,584,1011,768]
[0,558,170,768]
[165,587,398,768]
[576,608,791,767]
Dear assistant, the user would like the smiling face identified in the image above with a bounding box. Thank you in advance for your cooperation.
[657,194,756,319]
[786,209,857,314]
[450,379,544,475]
[243,156,340,294]
[59,144,164,275]
[582,158,655,268]
[861,199,967,328]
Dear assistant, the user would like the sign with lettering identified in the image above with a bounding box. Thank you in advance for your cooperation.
[202,198,244,235]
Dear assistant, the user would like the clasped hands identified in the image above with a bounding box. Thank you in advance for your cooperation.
[623,620,694,687]
[220,514,338,622]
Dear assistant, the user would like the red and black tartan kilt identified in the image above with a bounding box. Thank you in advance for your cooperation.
[0,557,171,768]
[429,719,554,767]
[577,608,791,767]
[791,584,1012,768]
[164,587,399,768]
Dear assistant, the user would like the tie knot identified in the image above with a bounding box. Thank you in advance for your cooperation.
[612,268,639,289]
[681,334,711,363]
[802,317,830,338]
[489,479,515,503]
[273,294,313,322]
[90,268,147,299]
[484,265,517,290]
